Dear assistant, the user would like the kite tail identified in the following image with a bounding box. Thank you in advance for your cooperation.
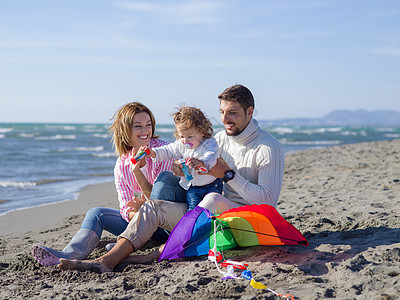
[210,219,296,299]
[252,279,294,300]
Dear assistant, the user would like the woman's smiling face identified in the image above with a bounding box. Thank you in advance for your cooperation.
[131,112,152,149]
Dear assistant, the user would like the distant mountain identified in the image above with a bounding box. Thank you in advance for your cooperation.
[259,109,400,126]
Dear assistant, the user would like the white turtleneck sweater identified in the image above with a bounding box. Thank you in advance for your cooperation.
[215,118,284,208]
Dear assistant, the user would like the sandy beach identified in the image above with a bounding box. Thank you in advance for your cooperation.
[1,139,399,299]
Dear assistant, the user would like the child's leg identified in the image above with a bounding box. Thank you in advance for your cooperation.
[186,186,204,210]
[206,178,223,195]
[187,179,223,210]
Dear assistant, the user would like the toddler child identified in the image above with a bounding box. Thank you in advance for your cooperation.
[144,106,222,210]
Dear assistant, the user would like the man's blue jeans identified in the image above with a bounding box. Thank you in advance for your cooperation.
[80,171,187,243]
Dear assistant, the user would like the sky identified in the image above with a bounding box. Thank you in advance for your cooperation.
[0,0,399,125]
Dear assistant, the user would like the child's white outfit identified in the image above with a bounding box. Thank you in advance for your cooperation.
[152,137,219,189]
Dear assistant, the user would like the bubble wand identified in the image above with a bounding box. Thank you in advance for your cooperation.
[130,148,151,165]
[178,158,193,181]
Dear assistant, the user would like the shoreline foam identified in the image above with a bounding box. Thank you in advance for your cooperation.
[0,176,114,216]
[0,181,116,237]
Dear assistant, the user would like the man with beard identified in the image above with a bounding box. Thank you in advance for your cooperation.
[197,84,285,215]
[58,84,285,273]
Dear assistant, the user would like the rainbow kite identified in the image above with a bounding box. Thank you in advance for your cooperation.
[159,204,308,261]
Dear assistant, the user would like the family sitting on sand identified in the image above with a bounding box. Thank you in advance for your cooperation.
[31,84,285,273]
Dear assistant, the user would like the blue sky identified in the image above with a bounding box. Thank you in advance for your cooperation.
[0,0,399,125]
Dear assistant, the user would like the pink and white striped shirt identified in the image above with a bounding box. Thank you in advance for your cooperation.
[114,138,173,222]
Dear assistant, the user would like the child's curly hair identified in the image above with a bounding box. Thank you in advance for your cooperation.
[173,106,213,139]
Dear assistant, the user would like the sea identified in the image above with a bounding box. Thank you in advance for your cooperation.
[1,122,400,216]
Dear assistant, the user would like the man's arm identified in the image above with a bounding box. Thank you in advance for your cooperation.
[207,144,285,207]
[205,156,230,178]
[229,143,285,207]
[227,166,283,207]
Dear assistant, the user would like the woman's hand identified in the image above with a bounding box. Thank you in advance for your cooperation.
[131,147,147,174]
[127,194,147,220]
[130,146,154,200]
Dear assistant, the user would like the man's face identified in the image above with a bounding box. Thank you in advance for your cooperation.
[220,100,253,136]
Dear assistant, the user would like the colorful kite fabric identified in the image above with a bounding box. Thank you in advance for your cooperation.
[159,204,308,261]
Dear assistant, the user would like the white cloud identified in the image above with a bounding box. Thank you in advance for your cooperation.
[372,47,400,57]
[258,0,333,12]
[371,8,400,18]
[117,2,159,11]
[115,0,224,24]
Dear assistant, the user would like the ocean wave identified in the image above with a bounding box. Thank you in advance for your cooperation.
[0,176,114,216]
[282,140,342,146]
[19,133,36,138]
[35,135,76,140]
[75,146,104,152]
[93,133,109,139]
[270,127,295,134]
[298,127,343,135]
[384,134,400,138]
[340,131,358,136]
[44,124,76,131]
[156,128,175,133]
[359,131,367,136]
[93,152,116,158]
[0,127,14,133]
[270,127,344,135]
[0,134,5,139]
[375,127,396,132]
[0,181,37,188]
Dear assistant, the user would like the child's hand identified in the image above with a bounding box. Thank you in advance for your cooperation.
[139,146,156,158]
[186,157,205,169]
[172,159,184,176]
